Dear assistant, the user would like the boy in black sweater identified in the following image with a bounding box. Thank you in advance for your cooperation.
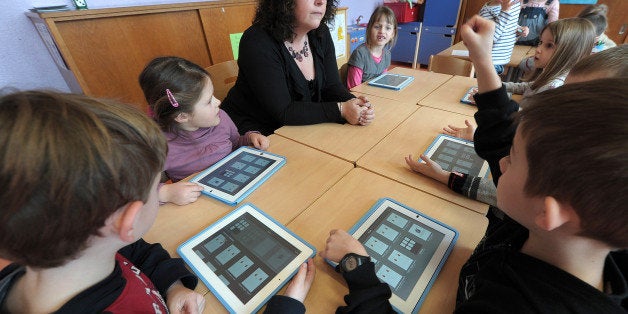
[320,16,628,313]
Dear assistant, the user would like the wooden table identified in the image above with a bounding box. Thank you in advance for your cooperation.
[275,92,418,163]
[143,135,353,301]
[350,67,452,104]
[286,168,488,314]
[357,107,490,215]
[419,75,478,117]
[437,41,534,67]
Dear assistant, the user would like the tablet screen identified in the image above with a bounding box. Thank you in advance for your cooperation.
[190,147,286,205]
[424,135,489,178]
[357,206,446,300]
[371,74,412,88]
[197,151,276,196]
[190,212,300,303]
[347,198,458,313]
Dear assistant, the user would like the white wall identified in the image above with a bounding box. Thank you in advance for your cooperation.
[0,0,379,93]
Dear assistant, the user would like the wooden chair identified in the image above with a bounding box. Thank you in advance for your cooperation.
[339,62,349,88]
[428,54,475,77]
[205,60,239,101]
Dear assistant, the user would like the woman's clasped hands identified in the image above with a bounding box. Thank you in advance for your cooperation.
[341,95,375,126]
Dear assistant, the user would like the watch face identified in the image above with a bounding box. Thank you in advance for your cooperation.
[344,256,358,271]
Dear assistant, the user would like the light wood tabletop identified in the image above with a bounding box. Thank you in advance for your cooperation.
[357,107,490,215]
[419,75,479,117]
[274,92,418,163]
[143,135,353,303]
[437,41,534,67]
[350,67,452,104]
[286,168,488,314]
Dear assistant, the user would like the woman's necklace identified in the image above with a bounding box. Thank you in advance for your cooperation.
[286,40,309,62]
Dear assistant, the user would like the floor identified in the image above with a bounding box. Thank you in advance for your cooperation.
[391,61,429,71]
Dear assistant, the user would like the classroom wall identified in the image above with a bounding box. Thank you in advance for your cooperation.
[0,0,377,93]
[340,0,382,25]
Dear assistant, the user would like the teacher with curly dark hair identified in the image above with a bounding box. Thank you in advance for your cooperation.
[221,0,375,136]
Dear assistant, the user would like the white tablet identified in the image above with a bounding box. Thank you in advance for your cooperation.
[460,86,479,105]
[422,134,490,178]
[189,147,286,205]
[178,203,315,313]
[460,86,511,106]
[368,73,415,90]
[332,198,458,313]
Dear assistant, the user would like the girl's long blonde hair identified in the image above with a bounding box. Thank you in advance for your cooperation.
[525,18,596,90]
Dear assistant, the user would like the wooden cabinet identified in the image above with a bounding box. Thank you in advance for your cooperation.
[28,0,256,113]
[200,4,256,64]
[558,0,627,45]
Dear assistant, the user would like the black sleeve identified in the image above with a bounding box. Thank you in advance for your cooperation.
[336,262,396,314]
[472,85,520,185]
[237,26,345,126]
[263,295,306,314]
[117,239,198,298]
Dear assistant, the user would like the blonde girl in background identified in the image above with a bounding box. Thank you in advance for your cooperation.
[139,56,270,206]
[346,6,398,89]
[577,4,617,52]
[505,18,596,99]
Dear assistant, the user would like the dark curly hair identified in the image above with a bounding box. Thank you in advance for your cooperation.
[253,0,339,42]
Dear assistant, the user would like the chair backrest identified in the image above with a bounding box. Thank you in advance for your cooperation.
[339,62,349,87]
[205,60,239,101]
[428,55,475,77]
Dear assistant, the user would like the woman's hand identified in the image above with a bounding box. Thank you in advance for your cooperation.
[319,229,368,263]
[341,97,375,126]
[249,132,270,150]
[283,259,316,303]
[405,154,450,185]
[166,281,205,314]
[356,95,375,126]
[159,181,204,205]
[443,119,476,142]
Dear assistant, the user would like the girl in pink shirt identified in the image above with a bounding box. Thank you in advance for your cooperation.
[346,6,398,89]
[139,57,269,205]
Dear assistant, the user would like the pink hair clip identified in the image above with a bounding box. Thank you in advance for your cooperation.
[166,89,179,108]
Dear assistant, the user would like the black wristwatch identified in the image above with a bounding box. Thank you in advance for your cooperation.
[338,253,370,273]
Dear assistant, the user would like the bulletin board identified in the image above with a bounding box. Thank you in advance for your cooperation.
[329,7,348,68]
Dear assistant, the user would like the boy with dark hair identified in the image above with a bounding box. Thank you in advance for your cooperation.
[320,16,627,313]
[0,91,204,313]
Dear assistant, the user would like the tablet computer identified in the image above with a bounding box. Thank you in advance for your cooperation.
[460,86,479,105]
[460,86,511,105]
[189,147,286,205]
[422,134,490,178]
[329,198,458,313]
[178,203,315,313]
[368,73,415,90]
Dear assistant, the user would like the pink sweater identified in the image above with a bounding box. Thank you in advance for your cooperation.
[163,109,256,181]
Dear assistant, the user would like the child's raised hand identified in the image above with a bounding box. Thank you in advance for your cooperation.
[249,132,270,150]
[159,181,203,205]
[461,15,495,66]
[443,119,476,142]
[166,281,205,314]
[405,154,450,185]
[319,229,368,263]
[283,258,316,303]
